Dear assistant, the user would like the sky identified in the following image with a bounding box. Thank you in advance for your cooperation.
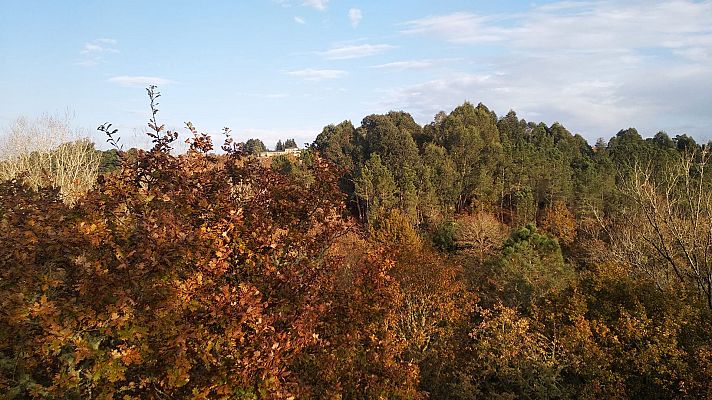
[1,0,711,149]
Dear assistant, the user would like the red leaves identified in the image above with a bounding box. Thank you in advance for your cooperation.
[0,139,350,398]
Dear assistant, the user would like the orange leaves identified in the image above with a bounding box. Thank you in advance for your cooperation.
[539,201,577,246]
[0,137,351,398]
[453,211,507,262]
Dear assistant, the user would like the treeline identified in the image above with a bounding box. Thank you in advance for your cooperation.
[314,102,702,230]
[2,94,712,399]
[308,101,712,397]
[241,138,299,155]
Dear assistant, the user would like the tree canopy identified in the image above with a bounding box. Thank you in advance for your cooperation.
[3,93,712,399]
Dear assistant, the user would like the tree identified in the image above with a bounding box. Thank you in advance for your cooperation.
[438,102,503,211]
[539,201,577,246]
[284,138,297,149]
[275,139,284,151]
[652,131,675,149]
[615,148,712,309]
[244,138,267,155]
[0,114,100,203]
[607,128,650,172]
[455,304,564,399]
[271,154,293,174]
[499,224,574,311]
[295,234,424,399]
[354,153,397,226]
[422,143,459,217]
[313,120,362,174]
[360,113,421,206]
[454,211,508,262]
[674,134,698,153]
[98,148,122,173]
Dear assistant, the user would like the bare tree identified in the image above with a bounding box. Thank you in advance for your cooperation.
[0,113,100,203]
[454,211,508,261]
[615,148,712,309]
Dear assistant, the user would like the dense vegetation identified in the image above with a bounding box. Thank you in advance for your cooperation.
[2,89,712,399]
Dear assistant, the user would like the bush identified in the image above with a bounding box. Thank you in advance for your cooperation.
[432,219,456,252]
[0,116,351,398]
[0,114,100,203]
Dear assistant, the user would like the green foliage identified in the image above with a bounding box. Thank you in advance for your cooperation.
[4,92,712,400]
[284,138,297,149]
[98,148,122,173]
[244,138,267,155]
[313,120,362,173]
[271,154,293,174]
[432,219,456,252]
[271,153,315,187]
[422,143,459,216]
[354,153,398,226]
[500,224,575,310]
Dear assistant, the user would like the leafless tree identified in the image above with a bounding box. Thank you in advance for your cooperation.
[614,148,712,309]
[0,113,100,203]
[454,211,508,261]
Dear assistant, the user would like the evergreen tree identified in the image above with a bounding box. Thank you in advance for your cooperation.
[354,153,398,226]
[284,138,298,149]
[244,138,267,155]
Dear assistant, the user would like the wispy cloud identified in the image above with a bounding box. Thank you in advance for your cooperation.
[274,0,328,10]
[401,12,506,44]
[393,1,712,138]
[319,43,394,60]
[108,76,175,87]
[81,38,119,54]
[378,72,640,133]
[77,38,119,67]
[286,68,347,81]
[370,59,439,70]
[294,16,306,24]
[302,0,328,10]
[403,3,712,53]
[349,8,362,28]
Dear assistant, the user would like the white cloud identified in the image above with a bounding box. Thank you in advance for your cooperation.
[294,16,306,24]
[393,1,712,139]
[401,12,506,44]
[77,38,119,67]
[108,76,175,87]
[370,60,438,70]
[319,43,394,60]
[403,2,712,52]
[81,38,119,54]
[349,8,362,28]
[286,68,347,81]
[273,0,328,10]
[302,0,328,10]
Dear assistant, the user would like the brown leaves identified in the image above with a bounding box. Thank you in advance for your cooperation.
[0,136,350,398]
[539,201,577,246]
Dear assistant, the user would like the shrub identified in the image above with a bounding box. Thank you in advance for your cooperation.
[0,113,100,203]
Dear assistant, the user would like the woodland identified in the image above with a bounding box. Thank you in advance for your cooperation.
[2,87,712,399]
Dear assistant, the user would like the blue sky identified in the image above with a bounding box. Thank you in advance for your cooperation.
[1,0,711,149]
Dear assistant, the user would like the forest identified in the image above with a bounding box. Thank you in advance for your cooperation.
[2,88,712,399]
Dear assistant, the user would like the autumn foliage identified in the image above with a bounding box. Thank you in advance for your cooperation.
[3,92,712,399]
[1,124,353,398]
